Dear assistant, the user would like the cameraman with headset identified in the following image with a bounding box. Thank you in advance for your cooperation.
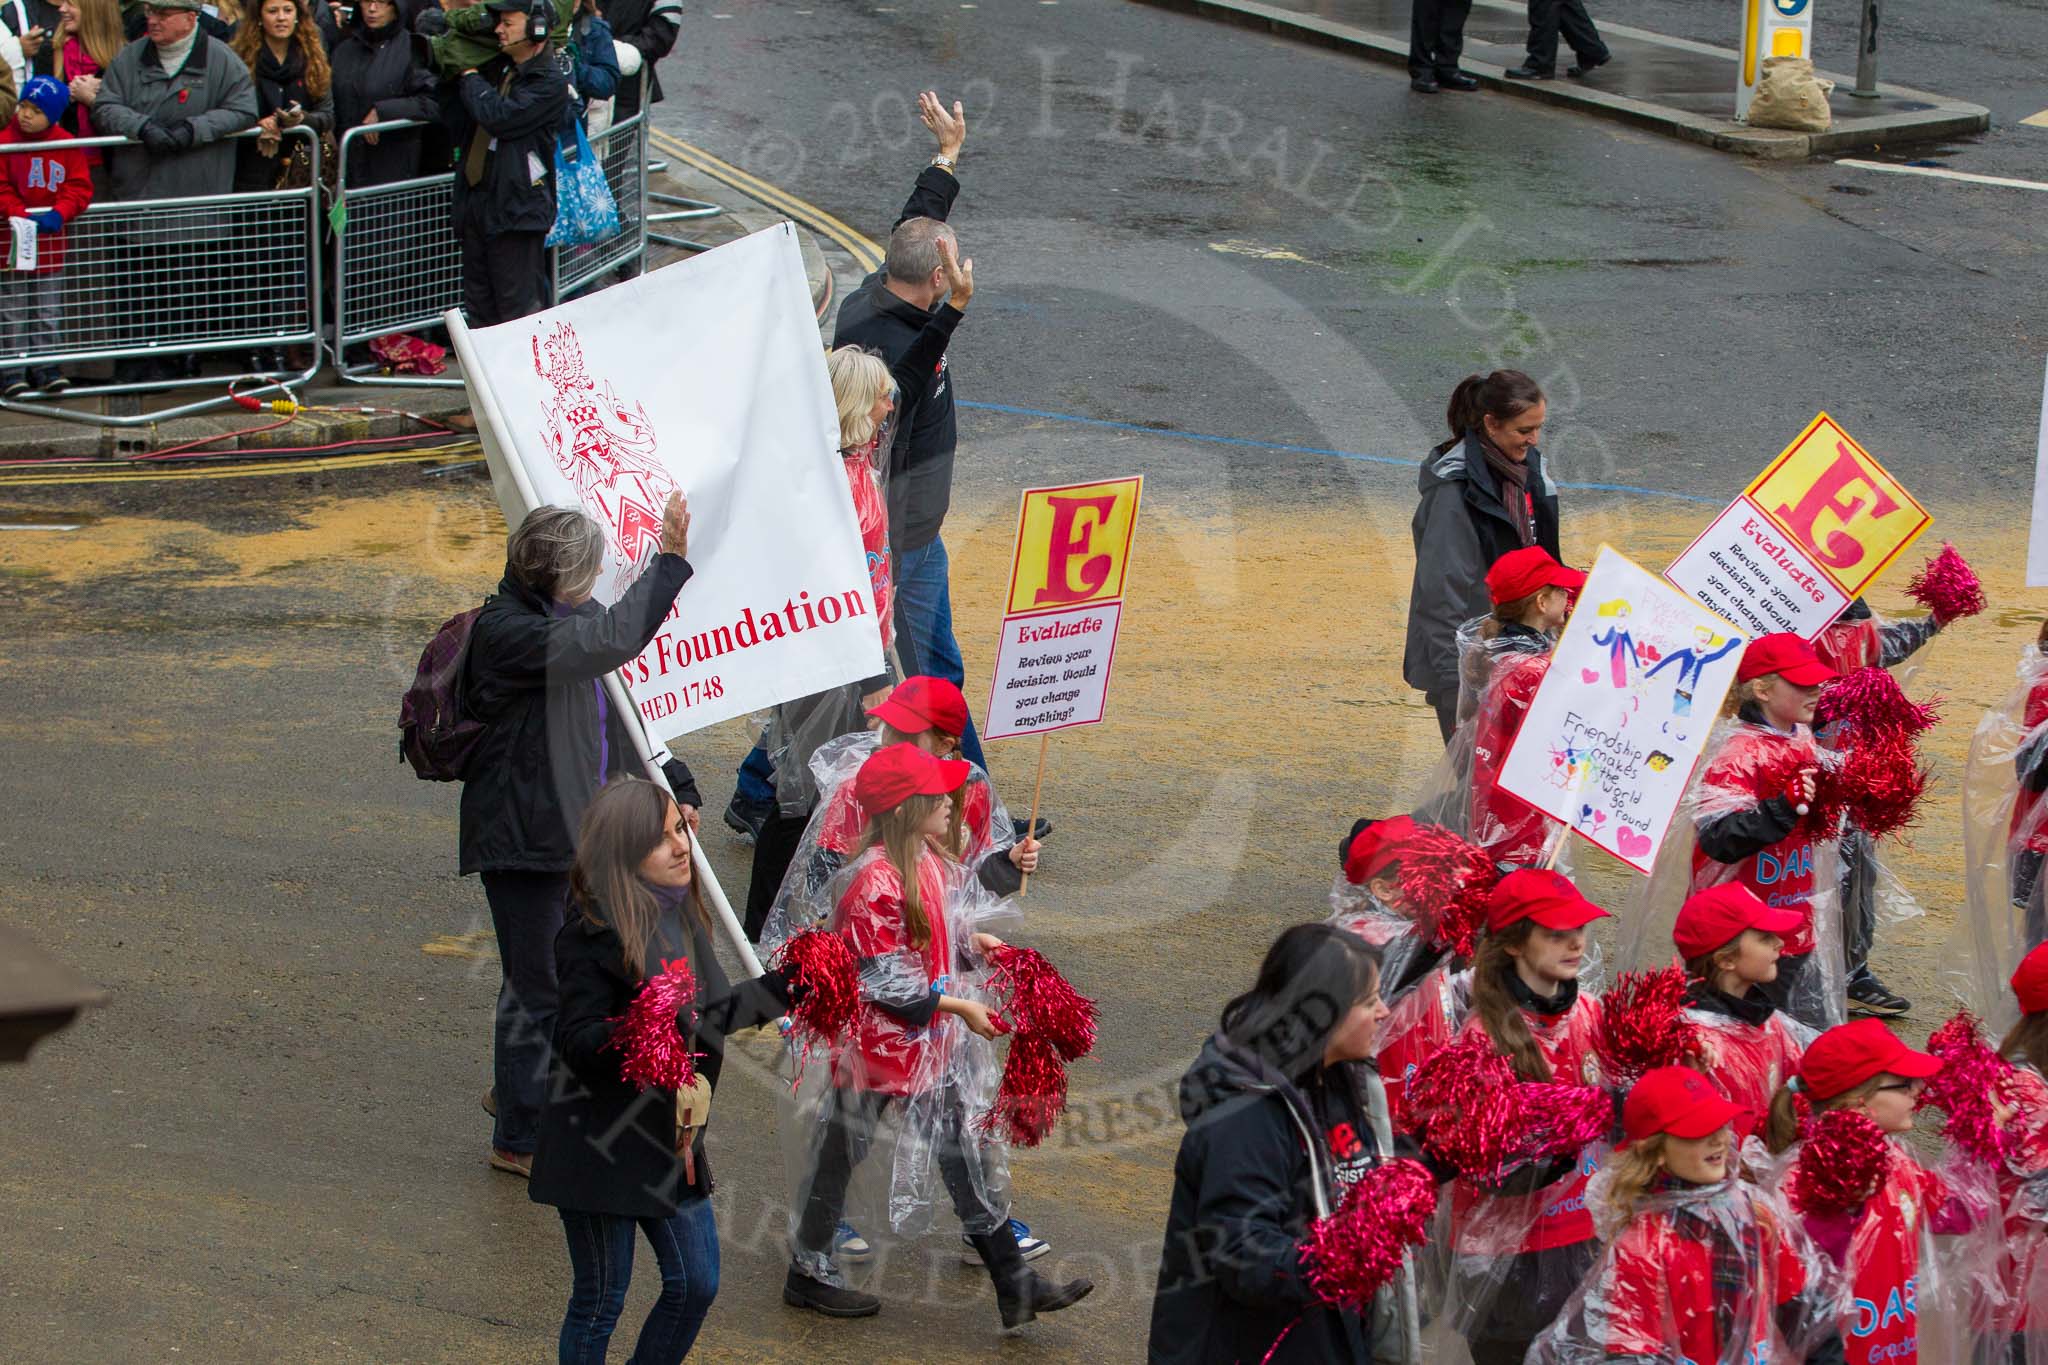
[445,0,565,326]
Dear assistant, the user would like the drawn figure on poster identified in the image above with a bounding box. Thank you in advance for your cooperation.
[1546,742,1595,793]
[531,320,675,575]
[1590,599,1641,688]
[1645,625,1741,717]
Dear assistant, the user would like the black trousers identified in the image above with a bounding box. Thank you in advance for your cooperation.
[2015,850,2048,950]
[1839,826,1878,982]
[1524,0,1608,69]
[792,1085,1006,1260]
[456,201,550,327]
[480,868,571,1154]
[1427,687,1460,744]
[744,810,810,942]
[1408,0,1472,77]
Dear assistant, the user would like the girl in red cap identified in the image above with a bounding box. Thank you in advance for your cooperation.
[782,742,1091,1329]
[1457,546,1584,870]
[1687,631,1843,1031]
[1527,1065,1850,1364]
[1983,943,2048,1364]
[1763,1020,1993,1365]
[1673,883,1815,1143]
[1434,869,1610,1365]
[1998,621,2048,952]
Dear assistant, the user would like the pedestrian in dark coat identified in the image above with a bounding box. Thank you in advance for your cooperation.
[228,0,334,193]
[1403,369,1561,742]
[530,778,797,1363]
[443,0,564,325]
[599,0,671,119]
[458,496,703,1175]
[327,0,437,187]
[1148,923,1415,1364]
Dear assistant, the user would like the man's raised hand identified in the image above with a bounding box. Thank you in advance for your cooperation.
[918,89,965,160]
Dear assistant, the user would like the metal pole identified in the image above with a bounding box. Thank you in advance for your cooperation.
[1852,0,1881,98]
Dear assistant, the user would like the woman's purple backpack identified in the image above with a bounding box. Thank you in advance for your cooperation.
[399,607,487,781]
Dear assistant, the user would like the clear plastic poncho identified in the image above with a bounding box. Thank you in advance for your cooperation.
[1626,714,1845,1031]
[757,729,1016,956]
[781,842,1017,1286]
[1682,1003,1815,1145]
[1761,1135,2006,1365]
[1526,1171,1849,1365]
[1989,1062,2048,1363]
[1945,645,2048,1023]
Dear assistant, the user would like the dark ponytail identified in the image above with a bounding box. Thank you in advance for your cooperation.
[1220,923,1383,1086]
[1445,370,1545,442]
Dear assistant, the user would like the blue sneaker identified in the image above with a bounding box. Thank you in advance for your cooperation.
[960,1216,1049,1264]
[834,1221,872,1262]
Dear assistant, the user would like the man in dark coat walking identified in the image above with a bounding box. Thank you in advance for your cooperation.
[445,0,565,327]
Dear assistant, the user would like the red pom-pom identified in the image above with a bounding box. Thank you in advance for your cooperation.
[773,929,861,1045]
[1407,1037,1522,1177]
[1815,666,1942,738]
[1787,1109,1890,1215]
[976,945,1097,1147]
[1751,744,1843,839]
[1599,963,1702,1085]
[1299,1159,1439,1310]
[1395,824,1501,958]
[608,958,700,1091]
[1919,1009,2019,1165]
[1519,1082,1616,1158]
[1820,729,1932,840]
[1906,543,1986,625]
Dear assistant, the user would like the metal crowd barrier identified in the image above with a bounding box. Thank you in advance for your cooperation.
[0,125,322,426]
[0,80,661,420]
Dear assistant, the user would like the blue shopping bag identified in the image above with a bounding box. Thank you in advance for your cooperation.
[546,121,622,248]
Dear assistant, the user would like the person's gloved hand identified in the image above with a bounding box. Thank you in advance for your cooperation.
[29,210,62,234]
[166,122,196,150]
[138,121,177,152]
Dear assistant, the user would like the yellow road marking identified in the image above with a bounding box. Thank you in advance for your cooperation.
[2021,109,2048,129]
[0,444,480,488]
[647,129,886,272]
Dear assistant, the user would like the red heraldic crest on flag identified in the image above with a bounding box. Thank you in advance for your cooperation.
[532,321,675,577]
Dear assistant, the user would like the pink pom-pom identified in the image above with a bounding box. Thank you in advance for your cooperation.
[1815,666,1942,738]
[1787,1109,1890,1215]
[1919,1009,2018,1165]
[1906,543,1986,625]
[1598,963,1702,1086]
[1299,1159,1439,1310]
[986,944,1098,1061]
[772,929,861,1044]
[608,958,701,1091]
[1395,824,1501,958]
[1820,729,1932,840]
[1407,1037,1522,1177]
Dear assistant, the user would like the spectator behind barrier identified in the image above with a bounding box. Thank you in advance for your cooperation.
[422,0,563,77]
[49,0,122,161]
[1,0,60,83]
[600,0,670,121]
[118,0,227,42]
[91,0,255,381]
[228,0,332,192]
[562,0,611,125]
[0,74,90,396]
[328,0,436,187]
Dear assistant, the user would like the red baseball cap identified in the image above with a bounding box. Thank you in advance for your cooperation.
[1623,1065,1742,1145]
[2014,942,2048,1015]
[1484,869,1612,933]
[1797,1018,1942,1101]
[1343,815,1420,886]
[867,675,970,738]
[1486,546,1587,607]
[1672,883,1805,960]
[851,742,970,820]
[1736,633,1838,687]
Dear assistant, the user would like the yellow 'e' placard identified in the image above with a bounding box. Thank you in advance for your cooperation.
[1003,477,1143,616]
[1744,413,1931,599]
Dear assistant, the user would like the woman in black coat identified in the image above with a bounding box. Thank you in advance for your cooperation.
[1148,924,1415,1365]
[327,0,438,187]
[228,0,335,192]
[459,497,702,1177]
[1402,369,1562,743]
[530,777,797,1363]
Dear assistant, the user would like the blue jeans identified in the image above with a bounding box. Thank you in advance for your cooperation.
[892,535,987,770]
[732,742,774,808]
[557,1199,720,1364]
[480,869,569,1154]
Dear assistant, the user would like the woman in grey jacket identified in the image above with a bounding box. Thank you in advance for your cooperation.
[1402,370,1561,742]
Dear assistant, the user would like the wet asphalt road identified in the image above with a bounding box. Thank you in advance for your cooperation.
[3,1,2046,1361]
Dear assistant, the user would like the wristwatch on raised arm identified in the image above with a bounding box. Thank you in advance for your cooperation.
[931,154,957,172]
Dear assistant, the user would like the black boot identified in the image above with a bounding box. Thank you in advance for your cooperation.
[970,1230,1093,1330]
[782,1264,880,1318]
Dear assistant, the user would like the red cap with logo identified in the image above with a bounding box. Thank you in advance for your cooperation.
[1484,869,1612,933]
[1343,815,1420,886]
[1486,546,1588,607]
[1672,883,1806,960]
[1797,1018,1942,1101]
[1736,633,1839,687]
[1623,1065,1743,1145]
[2013,941,2048,1015]
[867,675,970,739]
[852,742,971,820]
